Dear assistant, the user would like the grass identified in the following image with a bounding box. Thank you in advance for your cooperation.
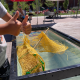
[9,10,80,17]
[32,10,80,16]
[26,12,44,16]
[33,13,44,16]
[60,10,80,15]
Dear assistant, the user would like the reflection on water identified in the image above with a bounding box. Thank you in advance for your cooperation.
[33,30,80,71]
[16,30,80,79]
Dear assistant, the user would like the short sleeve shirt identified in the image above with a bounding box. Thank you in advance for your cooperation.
[0,2,7,18]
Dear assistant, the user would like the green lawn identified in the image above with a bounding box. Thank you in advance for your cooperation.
[9,10,80,17]
[32,10,80,16]
[60,10,80,15]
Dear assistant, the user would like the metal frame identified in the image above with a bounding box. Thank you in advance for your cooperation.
[50,28,80,47]
[9,28,80,80]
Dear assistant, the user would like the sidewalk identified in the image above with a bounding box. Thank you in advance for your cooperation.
[0,14,80,41]
[31,14,80,41]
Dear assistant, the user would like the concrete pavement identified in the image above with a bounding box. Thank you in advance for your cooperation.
[0,14,80,41]
[31,14,80,41]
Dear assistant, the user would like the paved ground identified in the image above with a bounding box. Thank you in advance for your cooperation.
[0,14,80,41]
[51,20,80,41]
[31,14,80,41]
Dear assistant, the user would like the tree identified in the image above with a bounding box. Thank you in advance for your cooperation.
[18,2,29,10]
[1,0,10,12]
[13,2,17,11]
[76,0,80,17]
[1,0,4,5]
[32,0,42,11]
[45,1,54,8]
[32,2,36,11]
[13,2,29,11]
[63,0,69,10]
[54,2,57,8]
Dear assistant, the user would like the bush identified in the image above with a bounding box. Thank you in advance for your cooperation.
[71,6,80,10]
[1,0,10,12]
[32,0,42,11]
[13,2,17,11]
[63,0,69,10]
[45,1,54,8]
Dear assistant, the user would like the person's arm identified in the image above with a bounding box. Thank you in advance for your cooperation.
[2,12,12,22]
[0,2,12,22]
[0,11,21,36]
[0,12,32,36]
[0,2,32,36]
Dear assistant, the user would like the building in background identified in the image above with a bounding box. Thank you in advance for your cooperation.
[66,0,78,9]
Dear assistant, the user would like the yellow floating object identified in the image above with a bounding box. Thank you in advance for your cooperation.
[17,31,68,75]
[17,35,45,75]
[30,32,68,54]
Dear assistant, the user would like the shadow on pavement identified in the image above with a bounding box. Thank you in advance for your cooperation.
[32,22,56,29]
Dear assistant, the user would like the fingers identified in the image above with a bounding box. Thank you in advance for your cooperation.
[22,15,28,24]
[23,29,31,34]
[13,11,19,21]
[21,15,32,34]
[22,22,32,34]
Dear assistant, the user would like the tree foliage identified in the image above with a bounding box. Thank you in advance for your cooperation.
[77,0,80,6]
[1,0,10,12]
[18,2,29,10]
[13,2,17,11]
[76,0,80,17]
[54,2,57,7]
[12,2,29,11]
[32,0,42,11]
[63,0,69,10]
[45,1,54,8]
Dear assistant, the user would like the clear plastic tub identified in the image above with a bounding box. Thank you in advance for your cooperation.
[0,35,10,80]
[0,35,7,67]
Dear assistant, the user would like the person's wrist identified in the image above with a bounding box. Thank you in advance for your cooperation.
[4,22,10,34]
[0,23,9,35]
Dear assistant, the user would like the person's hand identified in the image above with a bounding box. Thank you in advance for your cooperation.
[21,15,32,34]
[6,11,22,36]
[6,11,32,36]
[3,11,31,36]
